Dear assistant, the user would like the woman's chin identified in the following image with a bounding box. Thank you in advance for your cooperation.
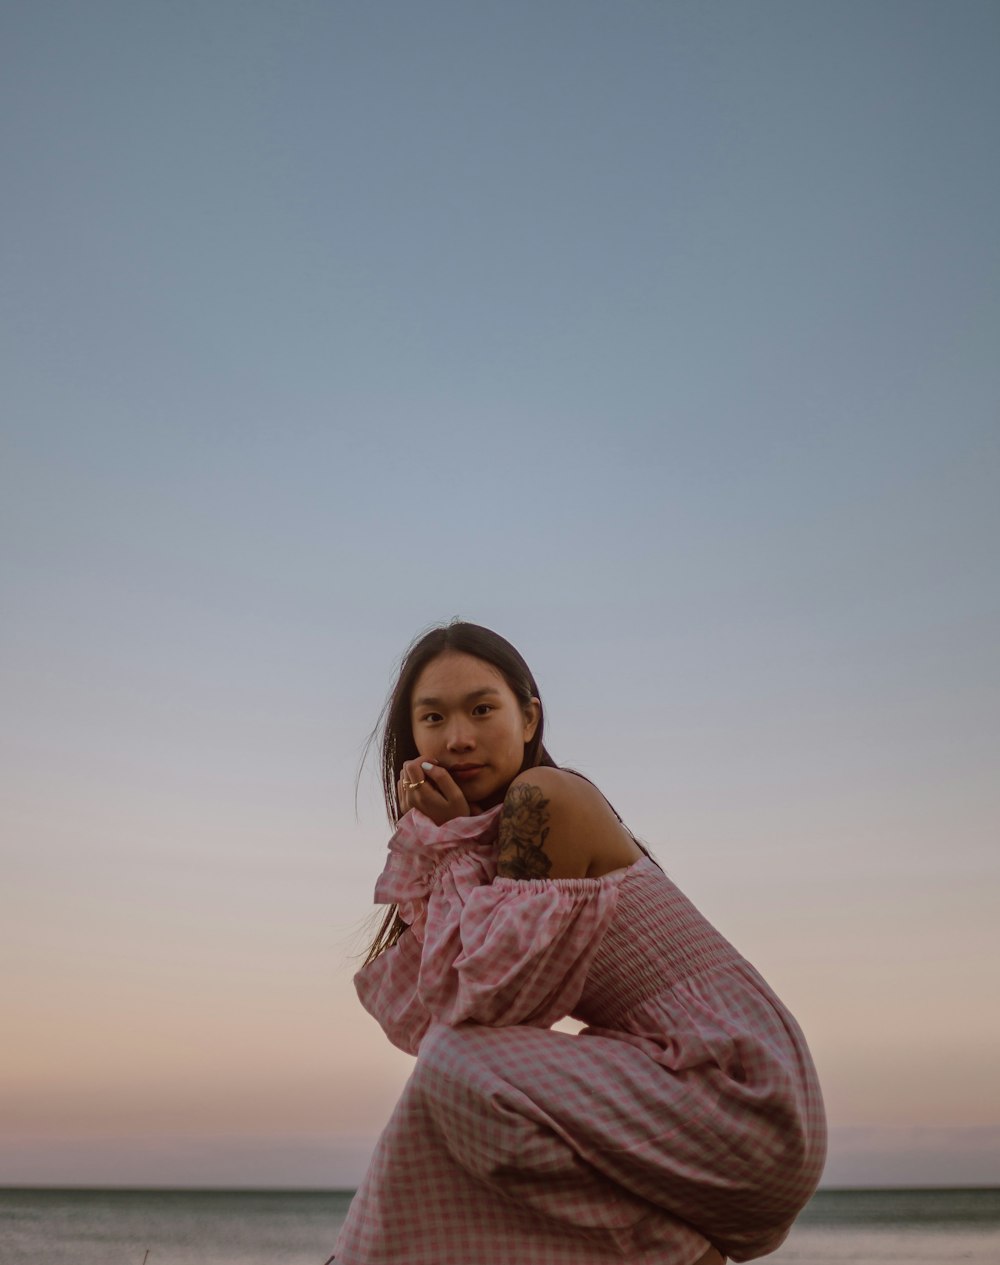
[477,783,510,811]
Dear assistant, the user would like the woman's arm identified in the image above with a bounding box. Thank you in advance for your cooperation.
[358,783,636,1036]
[496,767,642,881]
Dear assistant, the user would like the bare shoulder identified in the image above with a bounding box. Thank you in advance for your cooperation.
[496,768,642,881]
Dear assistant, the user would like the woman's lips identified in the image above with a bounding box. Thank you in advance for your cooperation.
[450,765,484,781]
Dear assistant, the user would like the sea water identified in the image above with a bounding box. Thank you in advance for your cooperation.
[771,1187,1000,1262]
[0,1189,348,1265]
[1,1186,998,1264]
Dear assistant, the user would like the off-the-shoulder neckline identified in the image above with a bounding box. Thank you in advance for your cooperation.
[594,852,655,881]
[491,852,655,891]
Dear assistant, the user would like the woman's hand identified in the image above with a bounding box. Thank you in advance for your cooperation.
[397,760,481,826]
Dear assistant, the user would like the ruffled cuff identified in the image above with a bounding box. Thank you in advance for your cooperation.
[372,804,503,938]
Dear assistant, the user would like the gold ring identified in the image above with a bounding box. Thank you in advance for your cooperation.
[401,778,426,789]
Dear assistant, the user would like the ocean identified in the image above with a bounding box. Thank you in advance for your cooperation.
[1,1186,998,1264]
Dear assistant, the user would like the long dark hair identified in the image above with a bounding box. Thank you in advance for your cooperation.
[358,619,657,965]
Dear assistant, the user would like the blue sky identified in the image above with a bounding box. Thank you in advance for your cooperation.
[2,0,998,1186]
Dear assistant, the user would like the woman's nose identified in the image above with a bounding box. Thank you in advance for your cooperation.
[445,722,475,751]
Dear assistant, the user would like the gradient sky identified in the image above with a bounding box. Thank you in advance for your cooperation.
[2,0,998,1188]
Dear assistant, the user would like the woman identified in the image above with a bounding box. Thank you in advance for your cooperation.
[333,621,826,1264]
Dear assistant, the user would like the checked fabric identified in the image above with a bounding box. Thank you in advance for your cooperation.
[333,806,826,1264]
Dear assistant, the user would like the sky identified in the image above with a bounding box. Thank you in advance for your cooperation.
[2,0,998,1189]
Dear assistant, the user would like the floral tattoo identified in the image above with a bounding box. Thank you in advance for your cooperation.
[497,783,552,879]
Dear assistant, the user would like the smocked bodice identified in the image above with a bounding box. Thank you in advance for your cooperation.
[573,856,746,1029]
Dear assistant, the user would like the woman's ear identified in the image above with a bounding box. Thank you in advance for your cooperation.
[522,697,541,742]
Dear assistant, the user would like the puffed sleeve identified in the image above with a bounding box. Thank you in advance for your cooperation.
[418,872,623,1029]
[353,923,431,1055]
[353,807,502,1053]
[354,805,629,1044]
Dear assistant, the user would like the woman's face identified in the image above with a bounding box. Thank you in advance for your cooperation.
[409,650,540,808]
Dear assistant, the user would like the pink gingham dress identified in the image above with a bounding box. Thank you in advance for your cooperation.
[334,805,826,1264]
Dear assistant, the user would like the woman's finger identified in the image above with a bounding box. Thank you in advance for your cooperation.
[400,760,429,793]
[398,761,474,824]
[397,760,431,817]
[418,762,471,814]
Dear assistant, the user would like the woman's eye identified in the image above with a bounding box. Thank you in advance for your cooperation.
[421,712,442,724]
[472,704,493,716]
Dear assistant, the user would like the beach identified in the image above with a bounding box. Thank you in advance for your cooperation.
[2,1186,998,1264]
